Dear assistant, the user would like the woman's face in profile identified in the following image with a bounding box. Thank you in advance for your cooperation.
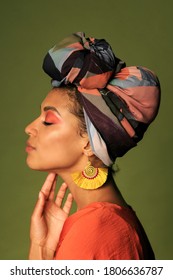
[25,88,88,173]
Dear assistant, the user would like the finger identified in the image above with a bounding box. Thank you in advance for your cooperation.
[31,191,46,218]
[63,193,73,215]
[48,176,57,201]
[55,182,68,207]
[41,173,57,199]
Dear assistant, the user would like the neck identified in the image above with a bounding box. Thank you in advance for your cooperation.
[56,169,128,210]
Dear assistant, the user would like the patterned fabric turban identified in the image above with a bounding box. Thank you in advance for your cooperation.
[42,32,161,166]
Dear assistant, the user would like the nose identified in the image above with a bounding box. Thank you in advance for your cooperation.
[25,118,39,136]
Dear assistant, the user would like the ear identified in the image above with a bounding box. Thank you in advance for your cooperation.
[83,141,94,157]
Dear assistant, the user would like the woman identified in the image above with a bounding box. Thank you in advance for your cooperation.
[25,32,161,260]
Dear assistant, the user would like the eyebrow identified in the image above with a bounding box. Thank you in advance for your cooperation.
[43,106,61,116]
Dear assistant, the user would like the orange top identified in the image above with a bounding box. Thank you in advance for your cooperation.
[54,202,155,260]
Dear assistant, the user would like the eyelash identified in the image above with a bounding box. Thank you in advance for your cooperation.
[43,121,53,126]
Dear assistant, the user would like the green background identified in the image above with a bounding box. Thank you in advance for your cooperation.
[0,0,172,260]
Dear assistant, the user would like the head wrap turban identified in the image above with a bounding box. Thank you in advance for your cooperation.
[42,32,161,166]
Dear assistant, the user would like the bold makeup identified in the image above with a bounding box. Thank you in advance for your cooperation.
[45,111,61,124]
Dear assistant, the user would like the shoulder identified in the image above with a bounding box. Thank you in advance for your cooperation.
[71,202,134,234]
[55,202,142,259]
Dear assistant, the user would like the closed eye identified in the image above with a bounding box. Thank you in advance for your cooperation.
[43,121,53,126]
[43,110,61,125]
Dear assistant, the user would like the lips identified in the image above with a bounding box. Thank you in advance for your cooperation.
[26,141,36,152]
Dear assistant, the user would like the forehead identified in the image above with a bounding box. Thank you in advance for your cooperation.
[41,88,70,108]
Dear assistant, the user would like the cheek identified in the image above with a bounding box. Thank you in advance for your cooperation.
[39,130,60,146]
[38,129,83,160]
[39,129,72,148]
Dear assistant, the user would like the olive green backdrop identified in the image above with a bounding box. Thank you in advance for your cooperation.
[0,0,172,260]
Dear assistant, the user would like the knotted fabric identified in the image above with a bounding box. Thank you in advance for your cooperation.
[43,32,125,88]
[42,32,161,165]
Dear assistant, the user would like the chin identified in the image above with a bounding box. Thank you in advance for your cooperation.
[26,159,56,172]
[26,158,44,171]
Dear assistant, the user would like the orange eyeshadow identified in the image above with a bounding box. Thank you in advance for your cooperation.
[45,111,61,124]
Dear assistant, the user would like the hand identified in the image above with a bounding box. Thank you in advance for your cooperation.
[29,173,73,257]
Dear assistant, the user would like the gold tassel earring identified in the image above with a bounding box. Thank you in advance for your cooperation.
[71,161,108,190]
